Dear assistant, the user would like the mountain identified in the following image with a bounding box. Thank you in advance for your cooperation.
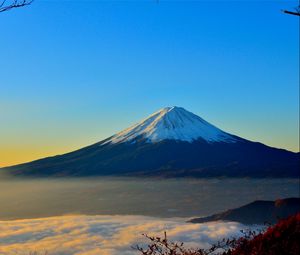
[1,106,299,177]
[189,197,300,225]
[103,106,237,144]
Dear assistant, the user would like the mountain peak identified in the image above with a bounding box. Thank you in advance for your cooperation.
[160,106,183,111]
[153,106,188,118]
[104,107,237,145]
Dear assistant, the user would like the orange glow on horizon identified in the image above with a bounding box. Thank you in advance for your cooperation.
[0,146,80,168]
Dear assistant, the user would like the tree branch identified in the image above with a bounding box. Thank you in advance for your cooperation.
[282,5,300,16]
[283,10,300,16]
[0,0,34,13]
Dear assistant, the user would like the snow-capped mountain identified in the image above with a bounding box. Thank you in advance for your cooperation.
[2,107,299,178]
[104,106,236,144]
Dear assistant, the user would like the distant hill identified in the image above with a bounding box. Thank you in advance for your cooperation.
[1,106,299,177]
[189,197,300,225]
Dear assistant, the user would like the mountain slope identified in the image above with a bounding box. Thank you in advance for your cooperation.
[189,197,300,225]
[104,106,236,144]
[1,107,299,177]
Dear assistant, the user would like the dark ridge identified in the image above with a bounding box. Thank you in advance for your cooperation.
[189,197,300,225]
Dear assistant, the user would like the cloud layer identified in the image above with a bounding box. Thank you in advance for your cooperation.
[0,215,247,255]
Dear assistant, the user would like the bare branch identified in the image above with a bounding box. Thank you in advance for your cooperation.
[283,10,300,16]
[282,5,300,16]
[0,0,34,13]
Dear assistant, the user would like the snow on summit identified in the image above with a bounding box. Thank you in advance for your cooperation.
[105,106,236,144]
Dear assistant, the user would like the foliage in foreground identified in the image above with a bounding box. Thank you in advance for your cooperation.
[134,213,300,255]
[228,213,300,255]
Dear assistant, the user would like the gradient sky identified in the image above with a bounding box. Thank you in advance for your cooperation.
[0,0,299,167]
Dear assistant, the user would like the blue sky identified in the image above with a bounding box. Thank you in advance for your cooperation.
[0,0,299,166]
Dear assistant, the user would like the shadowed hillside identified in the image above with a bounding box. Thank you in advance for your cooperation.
[190,197,300,225]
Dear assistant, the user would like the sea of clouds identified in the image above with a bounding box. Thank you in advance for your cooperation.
[0,215,249,255]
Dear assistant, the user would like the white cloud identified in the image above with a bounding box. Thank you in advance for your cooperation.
[0,215,245,255]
